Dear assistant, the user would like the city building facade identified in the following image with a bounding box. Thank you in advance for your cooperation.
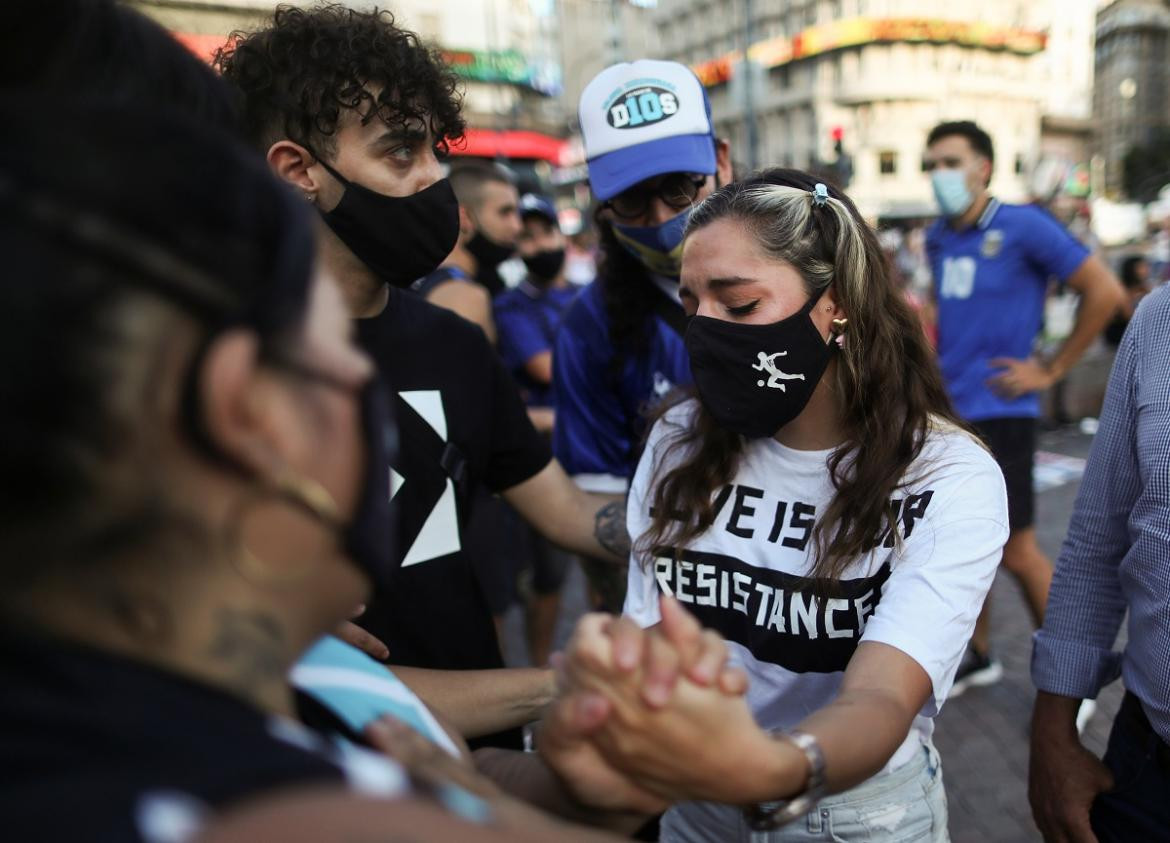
[652,0,1104,220]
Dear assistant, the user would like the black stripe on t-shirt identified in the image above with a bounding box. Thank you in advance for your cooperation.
[649,548,891,674]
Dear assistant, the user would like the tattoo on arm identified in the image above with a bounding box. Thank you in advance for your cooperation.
[593,500,631,560]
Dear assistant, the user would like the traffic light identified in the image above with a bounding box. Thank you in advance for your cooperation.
[830,127,852,188]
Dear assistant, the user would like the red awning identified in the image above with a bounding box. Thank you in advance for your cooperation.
[450,129,569,165]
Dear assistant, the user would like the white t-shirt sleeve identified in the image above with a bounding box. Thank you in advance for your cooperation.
[859,433,1009,715]
[623,402,696,628]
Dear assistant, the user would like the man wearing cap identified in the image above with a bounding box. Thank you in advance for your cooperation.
[553,60,731,609]
[496,193,578,433]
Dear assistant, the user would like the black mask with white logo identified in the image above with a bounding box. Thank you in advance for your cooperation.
[522,248,566,283]
[316,158,459,288]
[685,293,835,439]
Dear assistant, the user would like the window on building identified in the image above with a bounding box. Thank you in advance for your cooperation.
[879,150,897,175]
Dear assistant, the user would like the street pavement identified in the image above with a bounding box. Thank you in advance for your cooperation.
[501,425,1115,842]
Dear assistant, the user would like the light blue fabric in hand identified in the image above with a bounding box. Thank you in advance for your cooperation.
[291,636,460,758]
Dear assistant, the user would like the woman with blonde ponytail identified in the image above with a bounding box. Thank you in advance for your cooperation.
[546,170,1009,841]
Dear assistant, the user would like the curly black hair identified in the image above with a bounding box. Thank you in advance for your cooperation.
[214,4,464,157]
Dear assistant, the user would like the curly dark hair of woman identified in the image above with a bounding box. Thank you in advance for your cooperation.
[214,4,465,157]
[0,98,316,582]
[637,169,968,585]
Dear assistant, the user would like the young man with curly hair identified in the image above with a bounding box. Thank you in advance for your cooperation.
[217,4,629,750]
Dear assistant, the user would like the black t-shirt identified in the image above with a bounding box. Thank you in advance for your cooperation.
[356,288,550,673]
[0,633,400,842]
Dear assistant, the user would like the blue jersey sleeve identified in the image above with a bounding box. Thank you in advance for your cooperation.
[494,297,551,375]
[1020,206,1090,286]
[552,287,634,492]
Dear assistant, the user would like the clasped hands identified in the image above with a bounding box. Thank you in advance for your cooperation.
[538,596,806,814]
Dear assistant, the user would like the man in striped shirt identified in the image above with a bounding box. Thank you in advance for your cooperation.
[1029,285,1170,842]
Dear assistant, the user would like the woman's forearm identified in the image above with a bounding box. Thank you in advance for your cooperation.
[792,688,919,794]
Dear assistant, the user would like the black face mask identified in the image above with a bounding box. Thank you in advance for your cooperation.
[522,248,566,283]
[272,371,398,589]
[316,158,459,288]
[466,229,516,270]
[685,293,835,439]
[184,351,398,590]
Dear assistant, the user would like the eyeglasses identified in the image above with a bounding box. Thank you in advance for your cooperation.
[602,173,708,221]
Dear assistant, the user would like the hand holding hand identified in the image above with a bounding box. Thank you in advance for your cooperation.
[537,682,671,815]
[544,598,798,805]
[605,596,748,707]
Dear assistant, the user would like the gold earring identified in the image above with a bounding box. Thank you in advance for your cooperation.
[830,318,848,349]
[224,469,341,588]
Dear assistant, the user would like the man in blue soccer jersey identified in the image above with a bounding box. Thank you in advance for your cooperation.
[923,121,1125,696]
[553,60,733,608]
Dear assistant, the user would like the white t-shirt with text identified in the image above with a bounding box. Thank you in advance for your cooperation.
[625,400,1008,795]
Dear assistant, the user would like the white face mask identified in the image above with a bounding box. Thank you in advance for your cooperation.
[930,169,974,218]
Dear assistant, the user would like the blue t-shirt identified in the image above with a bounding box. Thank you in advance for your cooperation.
[552,278,691,492]
[493,280,577,408]
[926,199,1089,422]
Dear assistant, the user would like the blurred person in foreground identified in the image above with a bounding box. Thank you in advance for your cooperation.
[1029,283,1170,842]
[0,94,568,842]
[217,4,629,749]
[923,120,1125,698]
[553,59,733,610]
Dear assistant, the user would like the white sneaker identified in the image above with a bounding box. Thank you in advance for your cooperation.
[1076,699,1097,734]
[948,646,1004,699]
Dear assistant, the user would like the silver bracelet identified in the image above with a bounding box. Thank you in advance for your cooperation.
[742,729,828,831]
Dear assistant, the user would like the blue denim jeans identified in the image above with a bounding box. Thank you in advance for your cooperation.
[661,741,949,842]
[1090,692,1170,843]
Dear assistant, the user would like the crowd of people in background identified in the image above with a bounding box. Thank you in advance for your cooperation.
[2,2,1167,842]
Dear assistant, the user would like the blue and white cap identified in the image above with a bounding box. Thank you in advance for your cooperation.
[578,59,715,201]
